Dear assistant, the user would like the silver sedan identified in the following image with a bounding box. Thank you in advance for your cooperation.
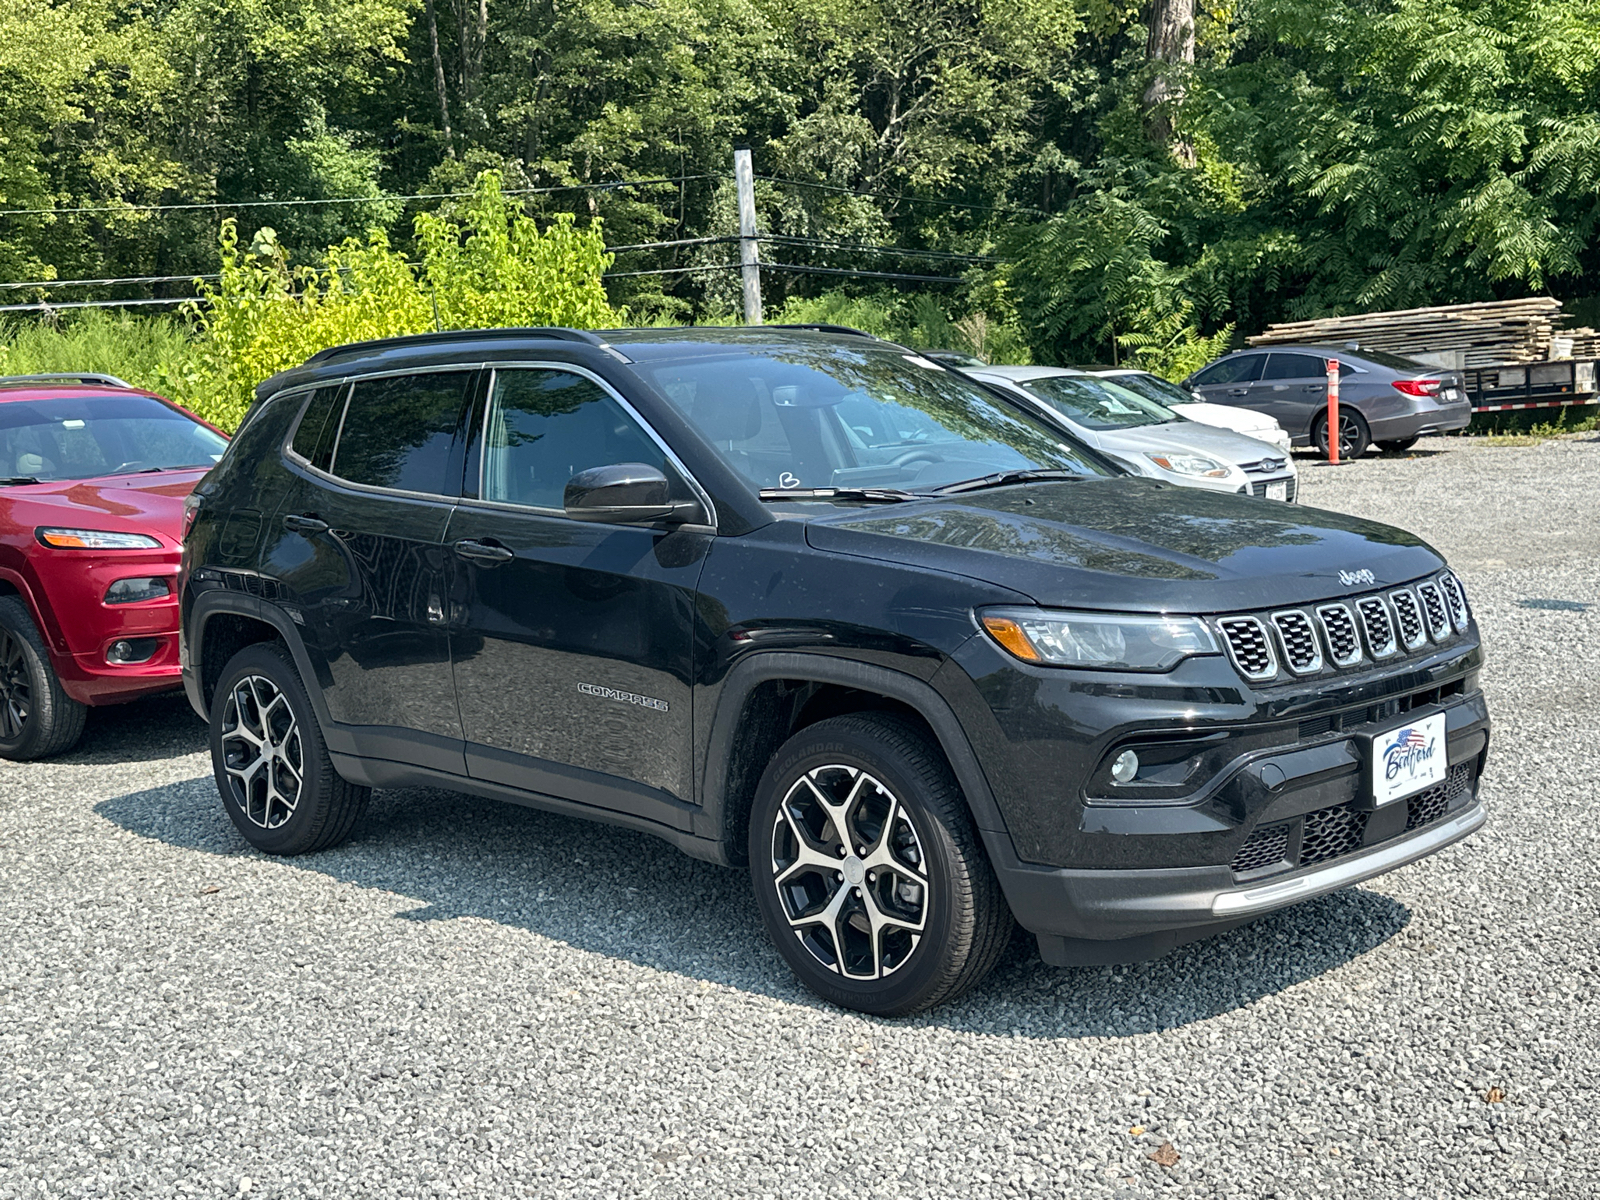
[965,365,1300,501]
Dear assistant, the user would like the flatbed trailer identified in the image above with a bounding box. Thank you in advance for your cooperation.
[1465,359,1597,413]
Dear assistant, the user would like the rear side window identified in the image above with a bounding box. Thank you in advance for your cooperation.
[290,386,344,473]
[481,368,673,509]
[1262,353,1327,380]
[331,372,474,493]
[1193,355,1264,386]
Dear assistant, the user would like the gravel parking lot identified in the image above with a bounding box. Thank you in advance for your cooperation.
[2,433,1596,1200]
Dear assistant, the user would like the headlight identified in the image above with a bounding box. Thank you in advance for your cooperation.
[1143,451,1233,479]
[980,608,1220,671]
[36,528,163,550]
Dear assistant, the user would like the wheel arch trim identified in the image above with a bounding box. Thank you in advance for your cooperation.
[698,651,1012,865]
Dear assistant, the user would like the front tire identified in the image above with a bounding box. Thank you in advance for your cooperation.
[748,714,1013,1016]
[0,596,86,761]
[210,642,369,855]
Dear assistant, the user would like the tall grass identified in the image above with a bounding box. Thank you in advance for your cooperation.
[0,310,204,402]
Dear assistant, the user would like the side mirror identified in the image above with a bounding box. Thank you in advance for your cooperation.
[563,463,699,525]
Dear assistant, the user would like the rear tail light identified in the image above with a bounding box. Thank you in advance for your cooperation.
[1392,378,1442,397]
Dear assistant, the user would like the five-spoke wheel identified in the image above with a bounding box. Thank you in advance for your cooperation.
[771,764,930,980]
[220,673,305,829]
[750,714,1013,1015]
[210,642,369,855]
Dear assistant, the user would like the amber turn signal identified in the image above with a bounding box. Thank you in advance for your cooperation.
[980,615,1041,662]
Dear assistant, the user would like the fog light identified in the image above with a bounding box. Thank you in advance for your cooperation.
[105,576,171,604]
[106,637,160,665]
[1110,749,1140,784]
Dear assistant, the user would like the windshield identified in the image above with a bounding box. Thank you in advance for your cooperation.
[1018,375,1179,430]
[640,345,1117,493]
[0,393,227,482]
[1100,372,1199,409]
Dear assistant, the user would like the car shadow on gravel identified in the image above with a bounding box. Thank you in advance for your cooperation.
[66,692,206,764]
[97,776,1411,1037]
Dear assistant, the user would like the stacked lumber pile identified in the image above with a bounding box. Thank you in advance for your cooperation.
[1247,298,1600,368]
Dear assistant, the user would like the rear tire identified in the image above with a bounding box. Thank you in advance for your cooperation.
[0,596,87,761]
[1378,436,1419,453]
[1312,409,1371,460]
[748,714,1013,1016]
[210,642,369,855]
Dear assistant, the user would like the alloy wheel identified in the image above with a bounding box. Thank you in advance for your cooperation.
[0,628,30,739]
[769,764,930,980]
[220,674,304,829]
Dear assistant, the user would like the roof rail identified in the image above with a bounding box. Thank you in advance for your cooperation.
[768,323,882,339]
[0,372,134,389]
[303,327,604,366]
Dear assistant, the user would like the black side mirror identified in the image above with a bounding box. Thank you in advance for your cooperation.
[563,463,699,525]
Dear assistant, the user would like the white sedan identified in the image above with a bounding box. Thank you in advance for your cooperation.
[1088,368,1294,454]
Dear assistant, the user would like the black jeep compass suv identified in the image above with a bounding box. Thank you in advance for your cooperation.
[179,326,1489,1014]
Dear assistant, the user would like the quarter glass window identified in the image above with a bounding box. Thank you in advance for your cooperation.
[291,386,344,472]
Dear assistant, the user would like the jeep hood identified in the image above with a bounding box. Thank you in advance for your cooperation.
[801,478,1444,614]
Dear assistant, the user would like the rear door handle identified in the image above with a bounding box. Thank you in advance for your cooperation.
[1225,388,1250,397]
[453,538,514,565]
[283,513,329,535]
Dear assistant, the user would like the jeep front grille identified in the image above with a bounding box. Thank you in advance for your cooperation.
[1215,572,1469,684]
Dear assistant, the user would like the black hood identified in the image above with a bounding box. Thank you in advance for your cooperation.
[801,478,1444,614]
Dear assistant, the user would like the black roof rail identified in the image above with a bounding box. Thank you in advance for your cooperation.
[768,323,883,339]
[303,326,605,366]
[0,371,134,389]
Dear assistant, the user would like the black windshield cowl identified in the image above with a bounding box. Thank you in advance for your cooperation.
[758,487,921,504]
[929,469,1090,495]
[0,476,42,486]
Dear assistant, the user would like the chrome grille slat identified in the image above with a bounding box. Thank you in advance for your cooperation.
[1389,589,1427,650]
[1218,617,1277,680]
[1416,581,1451,641]
[1356,596,1398,659]
[1438,571,1470,631]
[1315,603,1363,667]
[1270,610,1322,674]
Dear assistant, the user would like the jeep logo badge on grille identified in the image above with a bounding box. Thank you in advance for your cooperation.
[1339,568,1377,587]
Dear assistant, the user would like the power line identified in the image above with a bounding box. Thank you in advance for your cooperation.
[760,235,998,264]
[0,175,719,220]
[757,174,1045,218]
[0,297,199,314]
[761,263,965,284]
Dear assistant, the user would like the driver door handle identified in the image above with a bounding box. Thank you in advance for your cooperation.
[1225,388,1250,397]
[453,538,514,565]
[283,513,329,535]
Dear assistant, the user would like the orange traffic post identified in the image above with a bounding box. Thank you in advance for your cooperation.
[1325,358,1341,464]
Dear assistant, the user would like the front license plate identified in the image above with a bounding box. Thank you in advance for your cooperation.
[1371,712,1448,805]
[1266,480,1288,501]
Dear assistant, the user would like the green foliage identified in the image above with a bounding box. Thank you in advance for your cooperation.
[771,290,1031,363]
[0,311,203,395]
[182,171,618,429]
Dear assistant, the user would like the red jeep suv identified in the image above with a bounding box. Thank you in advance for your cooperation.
[0,373,229,758]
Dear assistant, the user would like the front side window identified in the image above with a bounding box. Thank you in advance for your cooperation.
[1102,372,1198,408]
[0,393,227,482]
[1019,376,1178,431]
[331,372,473,493]
[641,346,1114,492]
[480,369,674,509]
[1193,355,1264,386]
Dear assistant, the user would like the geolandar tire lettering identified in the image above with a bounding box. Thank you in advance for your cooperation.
[210,642,370,855]
[748,714,1014,1016]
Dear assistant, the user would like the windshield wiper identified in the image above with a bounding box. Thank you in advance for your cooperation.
[0,476,42,486]
[758,486,921,503]
[928,469,1088,495]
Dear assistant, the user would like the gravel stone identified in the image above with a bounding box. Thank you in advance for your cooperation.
[2,433,1596,1198]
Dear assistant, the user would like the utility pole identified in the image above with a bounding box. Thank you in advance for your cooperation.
[734,146,762,325]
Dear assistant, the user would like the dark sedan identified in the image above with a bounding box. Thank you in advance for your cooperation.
[1183,345,1472,458]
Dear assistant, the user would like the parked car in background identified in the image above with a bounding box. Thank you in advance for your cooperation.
[0,374,229,759]
[1083,367,1294,455]
[1182,346,1472,459]
[963,365,1299,501]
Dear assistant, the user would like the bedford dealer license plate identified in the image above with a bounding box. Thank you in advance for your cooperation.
[1371,712,1448,805]
[1266,480,1288,501]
